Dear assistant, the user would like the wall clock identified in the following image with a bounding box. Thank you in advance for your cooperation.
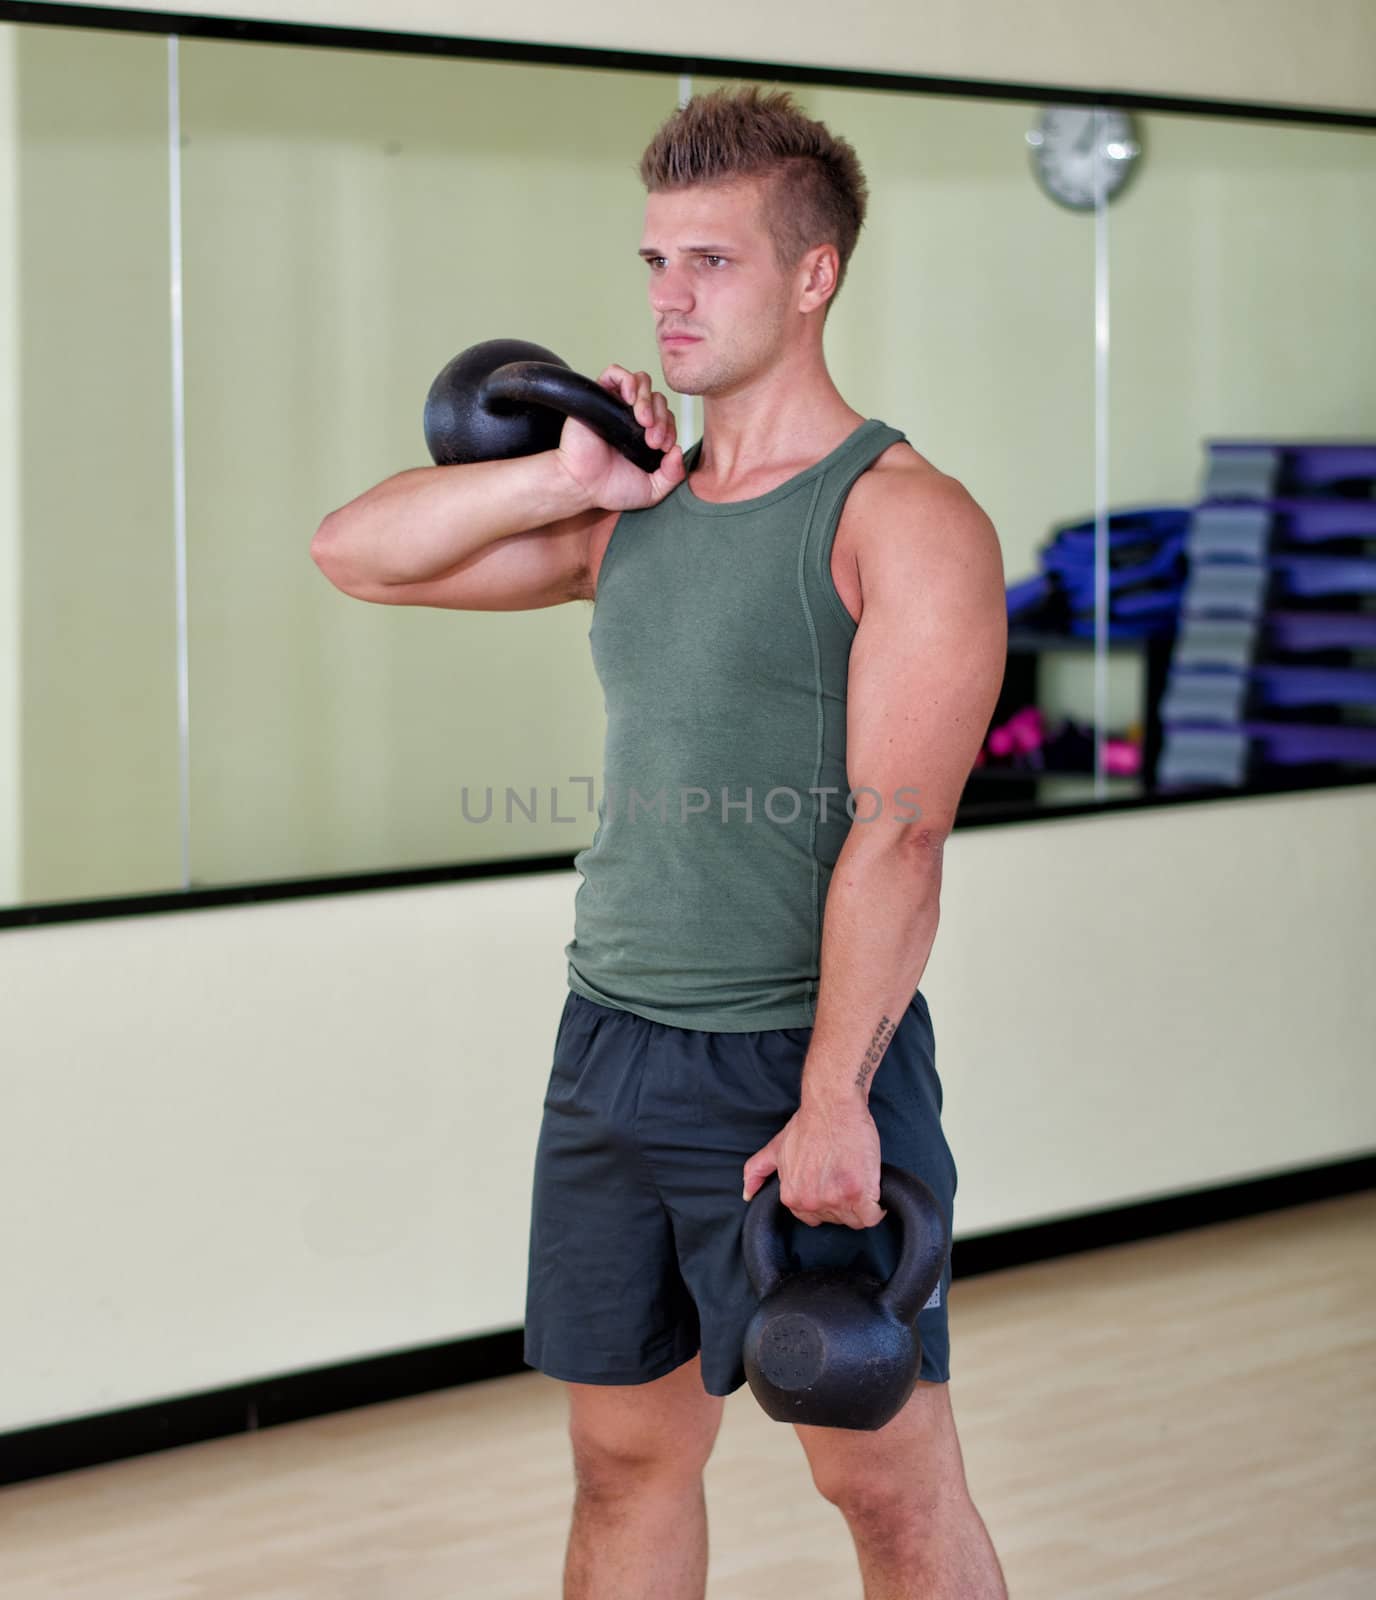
[1027,106,1142,210]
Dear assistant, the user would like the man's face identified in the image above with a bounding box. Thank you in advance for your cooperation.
[638,178,795,398]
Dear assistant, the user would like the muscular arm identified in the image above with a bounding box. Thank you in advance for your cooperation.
[310,451,618,612]
[738,469,1006,1225]
[799,473,1007,1112]
[309,364,681,611]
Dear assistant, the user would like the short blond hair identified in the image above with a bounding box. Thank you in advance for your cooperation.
[638,85,869,305]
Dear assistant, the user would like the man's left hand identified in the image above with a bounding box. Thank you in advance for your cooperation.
[741,1095,886,1229]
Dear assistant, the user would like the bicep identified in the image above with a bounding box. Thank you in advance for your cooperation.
[845,488,1007,833]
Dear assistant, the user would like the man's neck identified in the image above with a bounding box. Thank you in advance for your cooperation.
[692,357,865,495]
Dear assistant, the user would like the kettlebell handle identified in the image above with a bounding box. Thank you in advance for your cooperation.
[742,1162,948,1328]
[483,360,665,475]
[423,338,665,474]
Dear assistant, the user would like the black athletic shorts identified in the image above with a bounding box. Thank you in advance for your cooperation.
[523,988,957,1397]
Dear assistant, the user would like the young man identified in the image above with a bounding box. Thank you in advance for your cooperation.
[313,86,1008,1600]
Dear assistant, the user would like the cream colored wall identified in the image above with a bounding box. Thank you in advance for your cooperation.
[61,0,1376,115]
[1109,113,1376,500]
[9,31,675,900]
[15,25,183,904]
[0,29,18,901]
[4,783,1373,1432]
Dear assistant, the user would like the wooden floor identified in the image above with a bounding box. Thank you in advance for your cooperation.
[3,1191,1373,1598]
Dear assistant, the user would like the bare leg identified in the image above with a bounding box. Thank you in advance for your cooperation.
[796,1381,1007,1600]
[562,1353,726,1600]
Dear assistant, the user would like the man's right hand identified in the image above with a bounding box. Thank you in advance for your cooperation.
[557,364,687,510]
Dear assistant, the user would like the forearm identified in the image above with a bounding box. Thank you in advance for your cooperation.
[312,450,594,588]
[801,828,943,1110]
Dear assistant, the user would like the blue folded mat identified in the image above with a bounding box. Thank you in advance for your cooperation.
[1006,507,1190,639]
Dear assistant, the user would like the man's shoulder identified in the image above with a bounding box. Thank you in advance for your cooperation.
[843,440,990,550]
[833,441,1005,637]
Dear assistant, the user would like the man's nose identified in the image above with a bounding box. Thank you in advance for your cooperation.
[650,265,694,314]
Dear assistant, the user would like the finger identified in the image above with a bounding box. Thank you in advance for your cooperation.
[642,393,664,449]
[597,364,632,396]
[852,1202,887,1229]
[743,1162,776,1198]
[652,443,686,490]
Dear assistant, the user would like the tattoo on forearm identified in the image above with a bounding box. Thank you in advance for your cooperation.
[855,1014,896,1092]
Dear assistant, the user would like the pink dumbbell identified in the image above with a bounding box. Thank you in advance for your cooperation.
[987,706,1045,759]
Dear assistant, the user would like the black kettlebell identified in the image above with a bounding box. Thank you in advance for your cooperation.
[423,338,665,474]
[741,1162,949,1431]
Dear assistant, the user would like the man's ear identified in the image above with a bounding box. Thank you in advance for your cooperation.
[797,243,840,315]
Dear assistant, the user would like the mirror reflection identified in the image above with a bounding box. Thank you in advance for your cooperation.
[2,21,1372,913]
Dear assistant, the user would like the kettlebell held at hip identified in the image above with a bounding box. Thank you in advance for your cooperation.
[423,338,665,474]
[741,1162,949,1431]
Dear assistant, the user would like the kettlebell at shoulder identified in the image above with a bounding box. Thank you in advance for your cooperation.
[423,338,664,473]
[741,1163,949,1432]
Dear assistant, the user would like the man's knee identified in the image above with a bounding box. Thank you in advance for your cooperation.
[569,1418,717,1500]
[567,1355,724,1495]
[812,1466,956,1531]
[800,1381,968,1517]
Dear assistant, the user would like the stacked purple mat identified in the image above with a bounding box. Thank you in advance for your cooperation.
[1158,441,1376,789]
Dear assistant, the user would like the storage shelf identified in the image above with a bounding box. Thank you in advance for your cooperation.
[968,766,1142,786]
[1007,628,1165,654]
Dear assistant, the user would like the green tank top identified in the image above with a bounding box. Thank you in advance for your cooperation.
[565,417,908,1031]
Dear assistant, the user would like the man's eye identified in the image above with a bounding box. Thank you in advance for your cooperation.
[704,256,725,268]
